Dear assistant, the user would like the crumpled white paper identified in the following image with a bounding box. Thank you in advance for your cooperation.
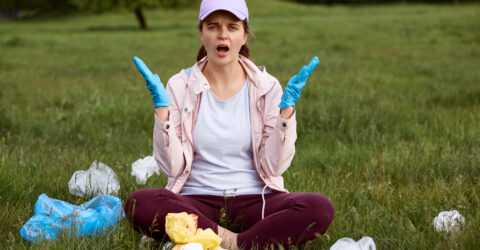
[433,210,465,232]
[68,161,120,197]
[131,155,159,185]
[180,243,204,250]
[140,235,156,244]
[330,236,376,250]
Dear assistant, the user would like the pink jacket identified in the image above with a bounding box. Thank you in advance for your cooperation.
[153,55,297,194]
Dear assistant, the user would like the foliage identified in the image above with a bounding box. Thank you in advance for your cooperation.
[0,0,195,13]
[68,0,193,12]
[0,0,73,11]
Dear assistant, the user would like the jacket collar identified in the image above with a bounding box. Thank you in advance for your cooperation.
[187,55,274,97]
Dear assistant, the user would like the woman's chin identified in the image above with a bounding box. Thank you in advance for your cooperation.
[209,53,237,66]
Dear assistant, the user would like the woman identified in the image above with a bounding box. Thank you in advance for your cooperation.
[124,0,334,248]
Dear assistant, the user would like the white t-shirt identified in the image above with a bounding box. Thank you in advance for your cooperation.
[180,80,268,196]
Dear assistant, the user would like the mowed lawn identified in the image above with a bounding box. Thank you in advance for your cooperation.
[1,0,479,248]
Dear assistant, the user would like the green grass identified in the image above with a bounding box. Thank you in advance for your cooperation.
[1,0,479,248]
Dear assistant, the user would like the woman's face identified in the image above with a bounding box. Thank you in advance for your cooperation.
[199,10,248,66]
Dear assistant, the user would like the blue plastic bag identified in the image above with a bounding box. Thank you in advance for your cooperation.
[20,193,124,242]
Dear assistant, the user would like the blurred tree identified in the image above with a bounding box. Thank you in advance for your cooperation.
[69,0,193,29]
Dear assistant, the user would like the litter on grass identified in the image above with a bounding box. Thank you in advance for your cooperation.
[165,212,222,250]
[131,155,159,184]
[68,161,120,197]
[433,210,465,233]
[19,193,124,242]
[141,234,156,244]
[180,243,204,250]
[330,236,376,250]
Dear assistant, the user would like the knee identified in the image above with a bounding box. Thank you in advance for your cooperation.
[313,196,335,229]
[123,190,141,220]
[303,194,335,230]
[123,188,174,220]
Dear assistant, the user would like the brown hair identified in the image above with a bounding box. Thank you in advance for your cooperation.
[196,19,251,61]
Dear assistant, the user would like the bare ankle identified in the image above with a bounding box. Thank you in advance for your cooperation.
[217,225,238,250]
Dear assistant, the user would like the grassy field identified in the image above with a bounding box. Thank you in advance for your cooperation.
[1,0,479,248]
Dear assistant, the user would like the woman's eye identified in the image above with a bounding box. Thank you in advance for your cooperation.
[230,26,238,31]
[208,26,216,30]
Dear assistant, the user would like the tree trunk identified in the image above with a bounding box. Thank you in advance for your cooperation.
[135,7,147,30]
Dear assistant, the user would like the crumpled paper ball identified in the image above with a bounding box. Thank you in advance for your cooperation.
[165,212,221,250]
[131,155,160,185]
[68,161,120,197]
[433,210,465,232]
[330,236,376,250]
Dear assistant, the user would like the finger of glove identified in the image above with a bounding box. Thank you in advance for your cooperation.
[133,56,154,79]
[297,56,319,79]
[306,56,319,74]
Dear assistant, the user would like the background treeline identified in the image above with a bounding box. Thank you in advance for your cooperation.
[0,0,194,11]
[0,0,196,29]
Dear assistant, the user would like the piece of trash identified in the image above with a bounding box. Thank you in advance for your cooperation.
[19,193,124,242]
[161,241,175,250]
[433,210,465,232]
[141,234,156,244]
[131,155,159,185]
[357,237,376,250]
[330,236,376,250]
[68,161,120,197]
[180,243,204,250]
[165,212,222,250]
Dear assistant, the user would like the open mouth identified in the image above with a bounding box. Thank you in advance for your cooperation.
[216,45,229,53]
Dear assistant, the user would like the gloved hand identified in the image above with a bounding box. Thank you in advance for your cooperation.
[133,56,169,107]
[278,56,319,109]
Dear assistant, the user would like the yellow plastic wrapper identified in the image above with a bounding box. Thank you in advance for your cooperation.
[191,228,222,249]
[166,212,222,250]
[166,212,198,244]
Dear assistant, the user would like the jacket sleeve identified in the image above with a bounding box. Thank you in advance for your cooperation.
[258,79,297,177]
[153,76,186,178]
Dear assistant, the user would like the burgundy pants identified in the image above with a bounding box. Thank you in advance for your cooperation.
[124,188,334,248]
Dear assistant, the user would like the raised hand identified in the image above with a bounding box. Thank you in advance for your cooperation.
[133,56,170,107]
[278,57,319,109]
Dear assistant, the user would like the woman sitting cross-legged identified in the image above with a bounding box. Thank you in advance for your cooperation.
[124,0,334,248]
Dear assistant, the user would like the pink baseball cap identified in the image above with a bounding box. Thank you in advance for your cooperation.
[199,0,249,22]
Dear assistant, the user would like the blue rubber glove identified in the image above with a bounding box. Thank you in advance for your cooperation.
[278,57,319,109]
[133,56,169,107]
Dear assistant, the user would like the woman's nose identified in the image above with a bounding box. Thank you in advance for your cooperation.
[218,27,228,39]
